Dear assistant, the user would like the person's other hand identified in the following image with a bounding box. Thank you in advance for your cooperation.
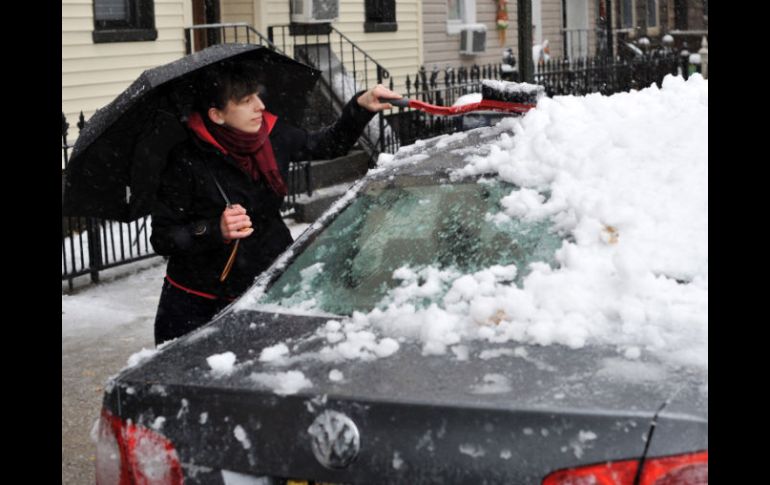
[357,84,402,112]
[220,204,253,240]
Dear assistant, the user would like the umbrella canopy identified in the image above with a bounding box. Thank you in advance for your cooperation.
[63,43,321,222]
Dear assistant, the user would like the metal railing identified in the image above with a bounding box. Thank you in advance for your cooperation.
[184,22,282,55]
[283,161,312,215]
[267,24,391,162]
[62,112,157,291]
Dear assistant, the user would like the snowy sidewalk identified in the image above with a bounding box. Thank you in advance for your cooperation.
[62,259,163,484]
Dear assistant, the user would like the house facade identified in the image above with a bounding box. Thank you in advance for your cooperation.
[612,0,708,48]
[62,0,422,138]
[62,0,708,143]
[422,0,598,71]
[62,0,191,137]
[421,0,707,73]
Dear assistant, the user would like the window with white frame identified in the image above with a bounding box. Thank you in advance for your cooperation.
[447,0,478,34]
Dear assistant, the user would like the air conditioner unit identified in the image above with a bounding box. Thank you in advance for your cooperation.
[291,0,339,23]
[460,25,487,55]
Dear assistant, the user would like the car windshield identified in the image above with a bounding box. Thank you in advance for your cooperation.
[259,177,564,315]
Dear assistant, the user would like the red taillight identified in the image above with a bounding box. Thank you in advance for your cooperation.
[95,411,122,484]
[543,451,708,485]
[96,409,184,485]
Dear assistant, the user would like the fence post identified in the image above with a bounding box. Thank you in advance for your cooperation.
[405,74,412,144]
[679,42,690,80]
[432,69,441,106]
[430,65,439,87]
[86,218,102,284]
[414,70,422,102]
[388,77,395,153]
[62,112,71,291]
[698,37,708,79]
[563,58,571,96]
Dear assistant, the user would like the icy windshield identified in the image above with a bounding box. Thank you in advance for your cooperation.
[259,178,563,315]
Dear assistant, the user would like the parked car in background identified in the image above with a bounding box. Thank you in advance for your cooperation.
[95,83,708,484]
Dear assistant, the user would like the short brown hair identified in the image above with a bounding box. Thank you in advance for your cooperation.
[195,60,264,112]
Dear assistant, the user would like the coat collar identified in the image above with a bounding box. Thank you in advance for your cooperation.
[186,111,278,155]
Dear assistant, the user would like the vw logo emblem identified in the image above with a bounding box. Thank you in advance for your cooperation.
[308,410,360,469]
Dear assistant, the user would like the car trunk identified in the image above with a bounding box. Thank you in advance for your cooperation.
[103,309,708,484]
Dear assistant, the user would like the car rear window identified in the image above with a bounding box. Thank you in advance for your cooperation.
[259,179,563,315]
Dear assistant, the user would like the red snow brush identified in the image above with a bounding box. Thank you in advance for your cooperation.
[379,79,544,116]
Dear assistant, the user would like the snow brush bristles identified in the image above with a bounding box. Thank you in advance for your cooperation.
[480,79,545,105]
[379,79,545,116]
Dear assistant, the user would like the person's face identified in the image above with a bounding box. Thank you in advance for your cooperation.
[208,92,265,133]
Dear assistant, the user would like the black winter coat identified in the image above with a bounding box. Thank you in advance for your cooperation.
[150,93,375,299]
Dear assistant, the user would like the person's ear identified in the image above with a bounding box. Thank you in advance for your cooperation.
[207,107,226,125]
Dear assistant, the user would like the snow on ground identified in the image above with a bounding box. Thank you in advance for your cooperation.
[248,75,708,378]
[62,260,165,339]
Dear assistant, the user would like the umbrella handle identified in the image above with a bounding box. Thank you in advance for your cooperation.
[220,240,239,282]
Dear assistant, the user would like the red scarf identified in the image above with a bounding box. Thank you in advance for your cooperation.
[187,112,288,197]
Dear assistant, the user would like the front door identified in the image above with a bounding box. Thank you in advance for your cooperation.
[191,0,222,52]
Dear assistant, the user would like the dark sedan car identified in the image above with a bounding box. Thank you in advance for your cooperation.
[95,122,707,485]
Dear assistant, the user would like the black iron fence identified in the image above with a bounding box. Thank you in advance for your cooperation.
[62,112,158,291]
[533,53,683,97]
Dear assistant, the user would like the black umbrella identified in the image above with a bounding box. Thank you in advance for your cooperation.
[62,43,321,222]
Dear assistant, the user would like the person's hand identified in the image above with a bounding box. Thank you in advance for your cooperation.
[220,204,253,240]
[357,84,403,112]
